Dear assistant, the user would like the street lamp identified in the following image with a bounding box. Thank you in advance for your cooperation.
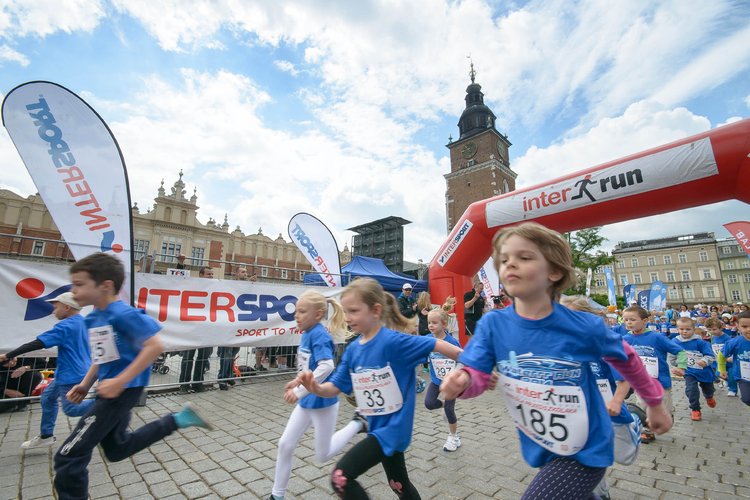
[673,284,691,304]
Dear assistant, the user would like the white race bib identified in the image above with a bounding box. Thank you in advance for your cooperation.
[740,360,750,381]
[297,349,311,374]
[596,378,613,404]
[711,343,723,357]
[685,351,702,368]
[88,325,120,365]
[431,357,456,380]
[641,356,659,378]
[499,375,589,456]
[351,366,403,416]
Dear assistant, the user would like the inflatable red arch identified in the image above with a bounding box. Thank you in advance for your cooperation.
[429,118,750,345]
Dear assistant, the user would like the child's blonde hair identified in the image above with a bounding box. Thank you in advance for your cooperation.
[676,316,695,328]
[297,290,347,342]
[559,295,604,316]
[623,305,649,319]
[492,222,576,301]
[428,307,450,326]
[416,291,432,311]
[342,278,412,333]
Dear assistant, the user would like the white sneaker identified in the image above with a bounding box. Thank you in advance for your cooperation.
[21,435,56,449]
[443,433,461,452]
[727,391,737,397]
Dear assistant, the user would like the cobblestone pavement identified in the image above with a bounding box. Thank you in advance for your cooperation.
[0,374,748,499]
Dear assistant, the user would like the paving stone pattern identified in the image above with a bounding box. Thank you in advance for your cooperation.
[0,376,747,499]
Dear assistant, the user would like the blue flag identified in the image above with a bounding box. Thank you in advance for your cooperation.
[637,290,650,310]
[649,281,666,312]
[603,267,616,306]
[623,284,637,307]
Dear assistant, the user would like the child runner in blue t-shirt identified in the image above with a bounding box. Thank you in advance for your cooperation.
[720,311,750,406]
[0,292,93,450]
[423,308,463,452]
[669,317,716,421]
[441,223,671,500]
[53,253,212,499]
[270,290,365,500]
[707,318,737,396]
[300,277,463,499]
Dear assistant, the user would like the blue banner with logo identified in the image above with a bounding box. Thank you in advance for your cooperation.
[3,81,134,302]
[623,284,637,307]
[603,267,616,306]
[637,290,650,310]
[649,281,666,312]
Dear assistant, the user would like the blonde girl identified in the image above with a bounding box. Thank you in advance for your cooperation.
[442,222,671,500]
[423,308,462,452]
[270,290,363,500]
[416,291,432,335]
[300,278,463,499]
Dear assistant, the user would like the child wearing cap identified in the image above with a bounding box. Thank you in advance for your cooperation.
[0,291,94,449]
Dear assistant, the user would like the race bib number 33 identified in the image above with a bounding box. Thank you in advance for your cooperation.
[500,375,588,456]
[351,366,403,416]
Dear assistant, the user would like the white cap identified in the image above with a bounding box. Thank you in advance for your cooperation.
[45,291,81,310]
[402,283,413,290]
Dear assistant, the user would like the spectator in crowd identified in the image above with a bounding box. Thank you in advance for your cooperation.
[175,254,187,270]
[416,292,432,335]
[397,283,417,319]
[463,279,485,337]
[0,357,43,413]
[179,267,215,393]
[218,267,251,389]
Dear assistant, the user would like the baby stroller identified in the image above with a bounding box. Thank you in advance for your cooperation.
[151,352,172,375]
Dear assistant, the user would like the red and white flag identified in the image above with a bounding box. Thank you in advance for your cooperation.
[723,221,750,258]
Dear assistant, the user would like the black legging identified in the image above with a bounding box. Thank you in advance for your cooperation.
[331,434,420,499]
[522,457,606,500]
[424,382,457,424]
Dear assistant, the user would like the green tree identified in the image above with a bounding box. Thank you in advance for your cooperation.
[565,227,615,296]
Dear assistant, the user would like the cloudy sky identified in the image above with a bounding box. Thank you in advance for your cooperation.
[1,0,749,263]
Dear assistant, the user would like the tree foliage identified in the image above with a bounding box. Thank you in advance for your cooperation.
[565,227,615,295]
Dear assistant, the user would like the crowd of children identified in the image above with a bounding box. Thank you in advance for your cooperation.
[3,223,750,499]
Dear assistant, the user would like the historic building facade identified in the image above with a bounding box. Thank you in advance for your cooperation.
[444,64,517,232]
[717,237,750,304]
[0,172,351,281]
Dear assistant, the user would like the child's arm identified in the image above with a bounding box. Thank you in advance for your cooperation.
[607,380,630,417]
[67,364,100,404]
[285,359,335,403]
[434,339,462,360]
[299,370,342,398]
[96,335,164,399]
[604,341,663,407]
[440,366,493,400]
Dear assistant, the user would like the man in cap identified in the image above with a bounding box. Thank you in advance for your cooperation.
[398,283,417,319]
[0,291,93,449]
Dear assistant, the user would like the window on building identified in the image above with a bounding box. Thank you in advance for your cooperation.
[190,247,205,267]
[743,260,750,269]
[699,251,708,262]
[647,257,656,266]
[160,238,182,263]
[650,272,658,282]
[280,269,288,279]
[684,287,695,299]
[744,273,750,283]
[631,258,638,267]
[728,274,738,283]
[702,269,712,280]
[668,289,679,300]
[134,239,150,260]
[633,273,642,284]
[298,271,305,281]
[678,253,687,263]
[595,279,604,287]
[663,255,672,264]
[721,246,732,255]
[666,271,675,282]
[595,266,604,274]
[617,260,624,269]
[706,287,716,298]
[32,241,44,256]
[619,275,627,286]
[681,270,691,281]
[731,290,741,301]
[726,261,736,269]
[747,289,750,300]
[261,267,268,278]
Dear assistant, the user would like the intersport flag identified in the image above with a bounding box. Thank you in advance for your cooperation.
[2,81,134,302]
[723,221,750,258]
[477,256,500,298]
[288,213,342,287]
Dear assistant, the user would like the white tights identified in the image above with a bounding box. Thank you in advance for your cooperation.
[272,402,361,498]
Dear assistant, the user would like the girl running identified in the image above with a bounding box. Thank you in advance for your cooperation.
[300,278,463,499]
[423,308,462,452]
[441,222,671,500]
[270,290,364,500]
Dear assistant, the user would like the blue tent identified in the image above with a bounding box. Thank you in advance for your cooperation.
[303,256,427,293]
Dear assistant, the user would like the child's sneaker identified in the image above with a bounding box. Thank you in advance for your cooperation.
[443,433,460,452]
[416,378,426,393]
[727,391,737,397]
[706,397,717,408]
[174,402,214,430]
[640,429,655,443]
[21,435,56,449]
[691,410,702,421]
[352,411,368,434]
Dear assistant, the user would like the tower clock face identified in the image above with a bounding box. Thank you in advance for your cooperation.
[497,140,507,158]
[461,142,477,159]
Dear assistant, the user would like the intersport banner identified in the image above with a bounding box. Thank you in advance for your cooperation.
[288,212,342,287]
[723,221,750,258]
[477,256,500,298]
[2,81,134,302]
[0,260,341,351]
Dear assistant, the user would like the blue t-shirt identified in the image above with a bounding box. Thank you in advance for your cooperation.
[589,360,632,425]
[328,328,436,456]
[671,337,714,383]
[459,303,627,469]
[85,300,161,388]
[711,333,733,368]
[297,323,338,410]
[611,323,628,337]
[722,336,750,382]
[623,331,684,389]
[426,332,461,386]
[37,314,91,385]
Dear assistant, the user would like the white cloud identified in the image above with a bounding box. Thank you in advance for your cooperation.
[745,95,750,108]
[0,44,28,66]
[273,59,298,76]
[0,0,105,37]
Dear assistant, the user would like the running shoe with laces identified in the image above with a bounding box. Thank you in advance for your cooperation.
[706,397,717,408]
[691,410,702,421]
[21,435,56,449]
[352,411,368,434]
[416,378,426,393]
[443,433,461,452]
[640,429,655,444]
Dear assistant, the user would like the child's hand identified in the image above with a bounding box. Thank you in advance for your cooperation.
[720,373,728,380]
[96,378,125,399]
[298,370,319,394]
[671,368,685,377]
[67,385,88,404]
[283,388,299,404]
[440,369,470,400]
[646,402,672,435]
[284,377,301,391]
[487,371,499,391]
[696,360,707,368]
[606,398,623,417]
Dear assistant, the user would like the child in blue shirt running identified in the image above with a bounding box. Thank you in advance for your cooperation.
[441,223,671,500]
[670,317,716,421]
[707,318,737,396]
[300,277,463,499]
[720,310,750,407]
[53,253,212,500]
